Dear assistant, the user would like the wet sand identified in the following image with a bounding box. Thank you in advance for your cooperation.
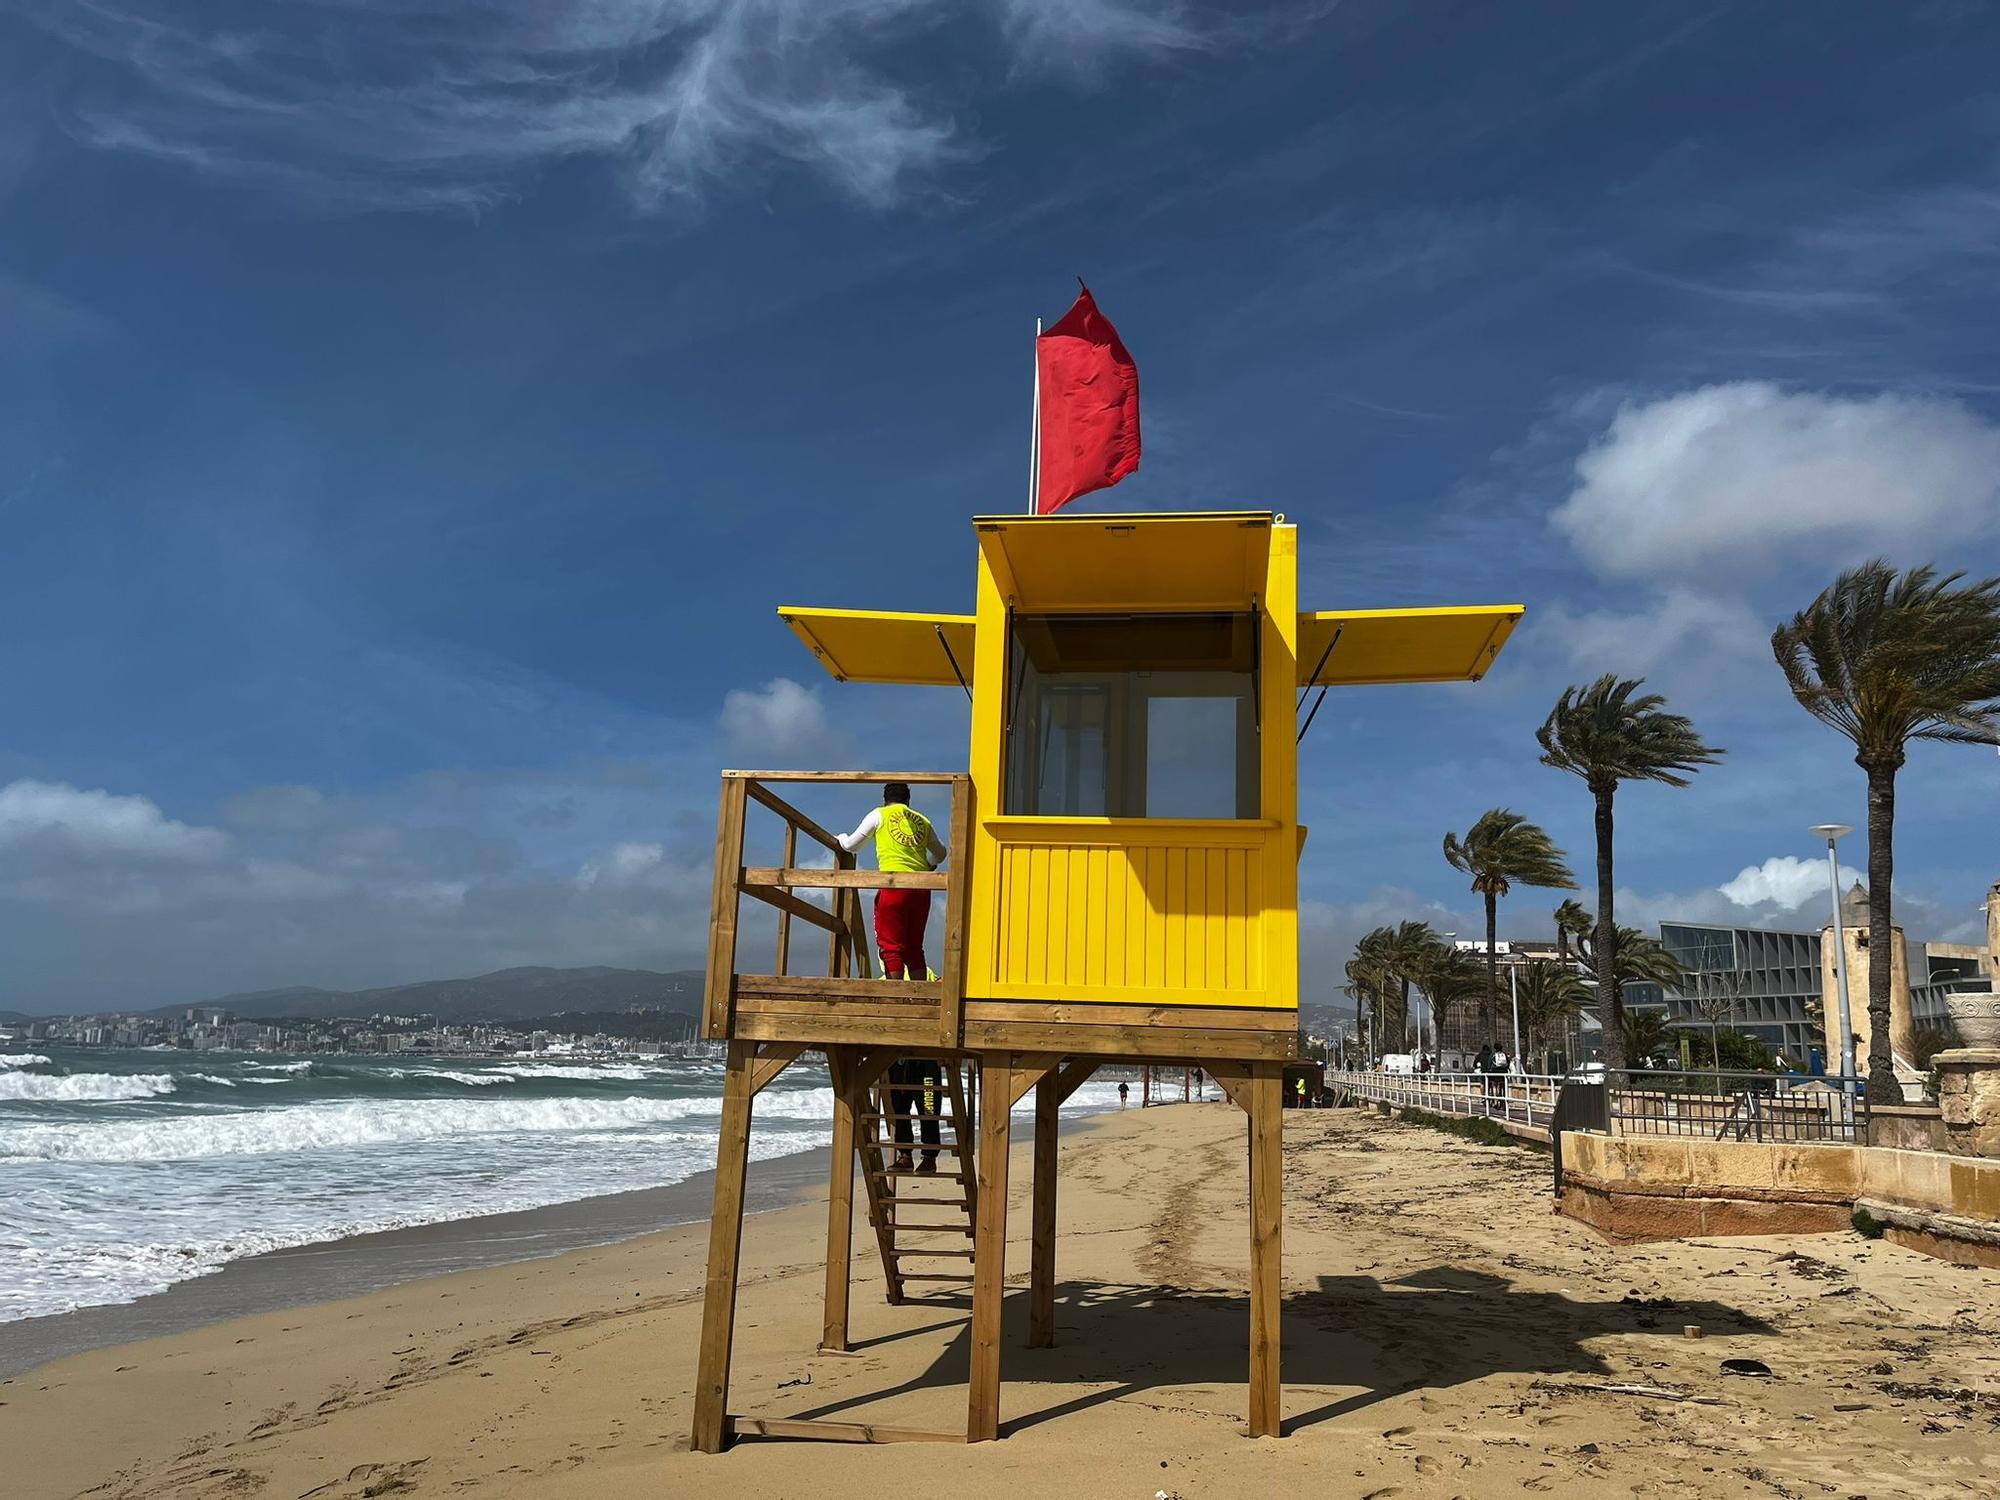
[8,1103,1998,1499]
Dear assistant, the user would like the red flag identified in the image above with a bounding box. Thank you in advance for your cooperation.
[1034,282,1140,515]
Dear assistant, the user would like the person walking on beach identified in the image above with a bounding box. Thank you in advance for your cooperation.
[835,781,947,980]
[1118,1080,1130,1107]
[887,1056,942,1173]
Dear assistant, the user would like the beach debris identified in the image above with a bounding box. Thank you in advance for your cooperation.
[1721,1358,1773,1379]
[1776,1251,1846,1281]
[776,1372,812,1390]
[1530,1380,1724,1406]
[1683,1325,1703,1339]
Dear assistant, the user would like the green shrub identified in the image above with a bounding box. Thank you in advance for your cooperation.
[1395,1106,1541,1151]
[1851,1207,1886,1240]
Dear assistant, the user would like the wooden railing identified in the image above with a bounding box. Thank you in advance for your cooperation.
[702,771,972,1048]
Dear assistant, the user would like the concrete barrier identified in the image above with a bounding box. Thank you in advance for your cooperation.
[1559,1132,2000,1268]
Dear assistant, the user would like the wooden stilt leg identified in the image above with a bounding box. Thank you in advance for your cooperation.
[821,1048,857,1353]
[967,1053,1012,1441]
[1247,1063,1283,1438]
[1028,1075,1059,1348]
[691,1041,757,1454]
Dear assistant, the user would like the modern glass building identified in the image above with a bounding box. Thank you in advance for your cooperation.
[1637,920,1987,1062]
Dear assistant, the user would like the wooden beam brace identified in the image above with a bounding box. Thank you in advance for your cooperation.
[727,770,963,785]
[737,880,844,934]
[749,1042,807,1098]
[1005,1053,1063,1109]
[741,779,844,852]
[743,866,947,890]
[1051,1058,1099,1106]
[1208,1062,1253,1114]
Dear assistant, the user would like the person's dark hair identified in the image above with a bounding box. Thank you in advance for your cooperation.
[883,781,911,805]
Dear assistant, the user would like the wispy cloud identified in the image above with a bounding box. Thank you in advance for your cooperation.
[22,0,1205,212]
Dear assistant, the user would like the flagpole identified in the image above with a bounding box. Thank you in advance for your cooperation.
[1027,317,1042,514]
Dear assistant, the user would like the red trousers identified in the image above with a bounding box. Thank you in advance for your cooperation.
[874,888,930,980]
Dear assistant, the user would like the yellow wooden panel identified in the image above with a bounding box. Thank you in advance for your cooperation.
[779,607,975,686]
[974,511,1273,612]
[1295,605,1522,686]
[985,826,1292,1008]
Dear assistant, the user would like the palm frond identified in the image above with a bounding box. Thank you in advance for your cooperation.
[1538,674,1725,791]
[1772,561,2000,759]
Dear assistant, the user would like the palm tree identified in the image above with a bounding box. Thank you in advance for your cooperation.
[1568,921,1687,993]
[1443,809,1576,1043]
[1772,562,2000,1094]
[1516,958,1592,1064]
[1538,676,1723,1073]
[1408,939,1484,1061]
[1344,928,1398,1062]
[1554,898,1590,962]
[1621,1008,1674,1068]
[1379,919,1439,1054]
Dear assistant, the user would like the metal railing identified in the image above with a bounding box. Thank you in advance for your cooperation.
[1328,1065,1870,1146]
[1600,1066,1868,1144]
[1328,1069,1564,1133]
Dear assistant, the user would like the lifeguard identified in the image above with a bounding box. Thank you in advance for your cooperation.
[835,780,947,981]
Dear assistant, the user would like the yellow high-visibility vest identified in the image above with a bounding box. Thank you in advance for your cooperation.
[875,804,935,874]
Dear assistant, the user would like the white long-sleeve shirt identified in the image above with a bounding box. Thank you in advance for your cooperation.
[835,806,948,868]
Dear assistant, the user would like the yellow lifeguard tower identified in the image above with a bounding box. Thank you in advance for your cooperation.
[691,510,1518,1450]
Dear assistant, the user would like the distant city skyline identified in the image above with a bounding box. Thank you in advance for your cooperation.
[4,5,2000,1009]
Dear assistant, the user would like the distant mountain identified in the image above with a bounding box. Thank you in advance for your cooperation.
[156,966,707,1024]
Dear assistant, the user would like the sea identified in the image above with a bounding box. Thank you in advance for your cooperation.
[0,1046,1125,1324]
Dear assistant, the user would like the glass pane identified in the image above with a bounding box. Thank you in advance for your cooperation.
[1004,613,1259,819]
[1145,696,1243,819]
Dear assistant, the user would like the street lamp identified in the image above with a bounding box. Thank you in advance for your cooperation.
[1811,823,1857,1083]
[1437,932,1457,1065]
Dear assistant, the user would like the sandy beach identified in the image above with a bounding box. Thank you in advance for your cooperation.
[9,1101,1998,1500]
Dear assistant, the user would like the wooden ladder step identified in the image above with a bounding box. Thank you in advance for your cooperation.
[898,1273,975,1282]
[883,1222,973,1235]
[873,1168,968,1180]
[859,1112,956,1122]
[888,1248,976,1258]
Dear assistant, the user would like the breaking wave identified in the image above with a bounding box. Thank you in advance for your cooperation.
[0,1071,177,1103]
[0,1054,52,1069]
[0,1085,835,1162]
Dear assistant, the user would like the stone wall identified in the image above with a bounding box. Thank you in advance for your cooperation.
[1558,1132,2000,1269]
[1865,1102,1945,1153]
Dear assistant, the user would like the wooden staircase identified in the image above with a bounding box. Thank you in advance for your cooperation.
[856,1058,980,1302]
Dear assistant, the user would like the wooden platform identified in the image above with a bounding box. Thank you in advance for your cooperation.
[689,771,1291,1454]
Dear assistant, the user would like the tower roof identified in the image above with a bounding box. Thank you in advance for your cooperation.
[1840,880,1870,927]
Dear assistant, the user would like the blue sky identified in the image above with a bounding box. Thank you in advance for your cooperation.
[4,1,1999,1011]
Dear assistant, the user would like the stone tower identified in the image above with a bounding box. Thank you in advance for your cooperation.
[1819,880,1917,1074]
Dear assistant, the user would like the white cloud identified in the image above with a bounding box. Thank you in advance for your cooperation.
[1552,382,2000,580]
[27,0,1201,212]
[573,841,666,891]
[1529,589,1768,680]
[1718,855,1859,910]
[0,779,229,862]
[719,677,856,765]
[0,772,728,1008]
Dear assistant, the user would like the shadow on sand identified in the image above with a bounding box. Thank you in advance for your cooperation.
[782,1265,1774,1437]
